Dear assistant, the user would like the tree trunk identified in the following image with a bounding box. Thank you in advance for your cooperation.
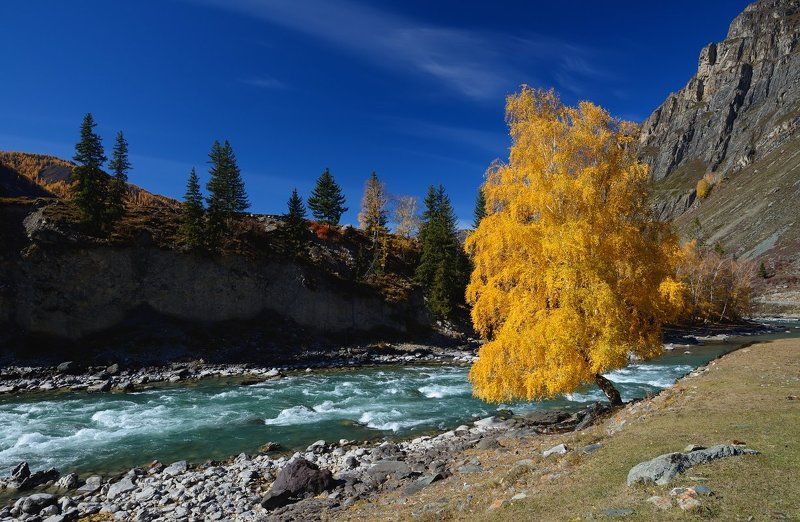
[594,373,622,406]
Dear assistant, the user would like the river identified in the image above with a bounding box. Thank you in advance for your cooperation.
[1,322,798,476]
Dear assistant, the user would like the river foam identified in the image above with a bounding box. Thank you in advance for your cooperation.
[0,343,739,474]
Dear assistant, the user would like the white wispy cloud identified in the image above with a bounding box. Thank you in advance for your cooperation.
[383,116,507,154]
[191,0,606,101]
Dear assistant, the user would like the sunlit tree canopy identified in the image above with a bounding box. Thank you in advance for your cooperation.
[466,87,685,403]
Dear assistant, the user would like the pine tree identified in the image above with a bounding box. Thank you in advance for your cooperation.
[206,140,249,246]
[107,131,130,223]
[416,184,467,319]
[473,188,487,229]
[307,168,347,225]
[758,261,769,279]
[71,113,108,230]
[357,171,388,239]
[284,188,308,255]
[180,167,205,249]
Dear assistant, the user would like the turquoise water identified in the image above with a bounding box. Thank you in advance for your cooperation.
[1,326,796,476]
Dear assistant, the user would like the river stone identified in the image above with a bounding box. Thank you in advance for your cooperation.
[522,410,570,425]
[56,361,77,374]
[164,460,188,476]
[369,460,411,477]
[20,493,56,514]
[11,462,30,481]
[543,443,569,457]
[87,380,111,393]
[261,458,334,510]
[474,416,502,428]
[54,472,79,490]
[627,444,758,486]
[403,473,443,496]
[107,478,136,500]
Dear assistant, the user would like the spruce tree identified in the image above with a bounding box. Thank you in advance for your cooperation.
[307,168,347,225]
[180,167,205,249]
[205,140,249,246]
[416,184,468,319]
[108,131,130,223]
[284,188,308,255]
[71,113,108,230]
[473,187,487,229]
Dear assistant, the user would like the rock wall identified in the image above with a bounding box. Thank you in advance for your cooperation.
[640,0,800,218]
[0,203,428,344]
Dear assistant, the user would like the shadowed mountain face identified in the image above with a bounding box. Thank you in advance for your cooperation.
[641,0,800,311]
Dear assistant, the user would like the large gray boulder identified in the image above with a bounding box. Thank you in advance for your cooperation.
[107,477,136,500]
[627,444,758,486]
[261,458,334,510]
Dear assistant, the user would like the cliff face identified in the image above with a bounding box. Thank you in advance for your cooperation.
[640,0,800,311]
[640,0,800,209]
[0,200,429,349]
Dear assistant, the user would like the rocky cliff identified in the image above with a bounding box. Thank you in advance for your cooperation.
[640,0,800,311]
[640,0,800,199]
[0,198,430,356]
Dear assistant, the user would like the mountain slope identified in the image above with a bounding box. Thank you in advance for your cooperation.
[0,151,177,207]
[640,0,800,311]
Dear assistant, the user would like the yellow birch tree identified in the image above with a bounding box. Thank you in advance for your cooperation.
[466,87,684,405]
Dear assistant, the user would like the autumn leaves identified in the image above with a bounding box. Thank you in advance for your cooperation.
[466,88,686,404]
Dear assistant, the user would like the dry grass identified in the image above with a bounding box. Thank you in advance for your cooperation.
[339,338,800,521]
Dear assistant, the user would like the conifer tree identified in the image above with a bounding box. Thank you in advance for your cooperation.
[284,188,308,255]
[180,167,205,249]
[307,168,347,225]
[472,188,487,229]
[71,113,108,230]
[416,184,468,319]
[206,140,249,245]
[108,131,130,222]
[357,171,389,240]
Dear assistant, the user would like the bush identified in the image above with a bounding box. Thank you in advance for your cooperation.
[696,178,711,199]
[309,221,340,241]
[675,241,753,323]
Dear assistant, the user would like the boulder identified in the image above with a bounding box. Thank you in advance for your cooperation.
[54,473,79,490]
[543,443,569,458]
[107,477,136,500]
[87,380,111,393]
[163,460,188,476]
[56,361,78,374]
[521,410,570,425]
[260,458,334,510]
[20,493,56,514]
[627,444,758,486]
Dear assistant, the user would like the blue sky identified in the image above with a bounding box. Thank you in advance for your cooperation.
[0,0,749,227]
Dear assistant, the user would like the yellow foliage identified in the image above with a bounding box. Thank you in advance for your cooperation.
[696,178,711,199]
[466,88,684,403]
[674,240,752,323]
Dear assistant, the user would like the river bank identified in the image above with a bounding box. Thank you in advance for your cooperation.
[342,337,800,521]
[0,320,782,399]
[0,321,796,520]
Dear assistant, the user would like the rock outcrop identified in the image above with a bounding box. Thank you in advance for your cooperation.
[627,444,759,486]
[0,199,430,353]
[640,0,800,201]
[640,0,800,309]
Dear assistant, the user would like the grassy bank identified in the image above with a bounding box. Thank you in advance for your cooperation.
[341,338,800,521]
